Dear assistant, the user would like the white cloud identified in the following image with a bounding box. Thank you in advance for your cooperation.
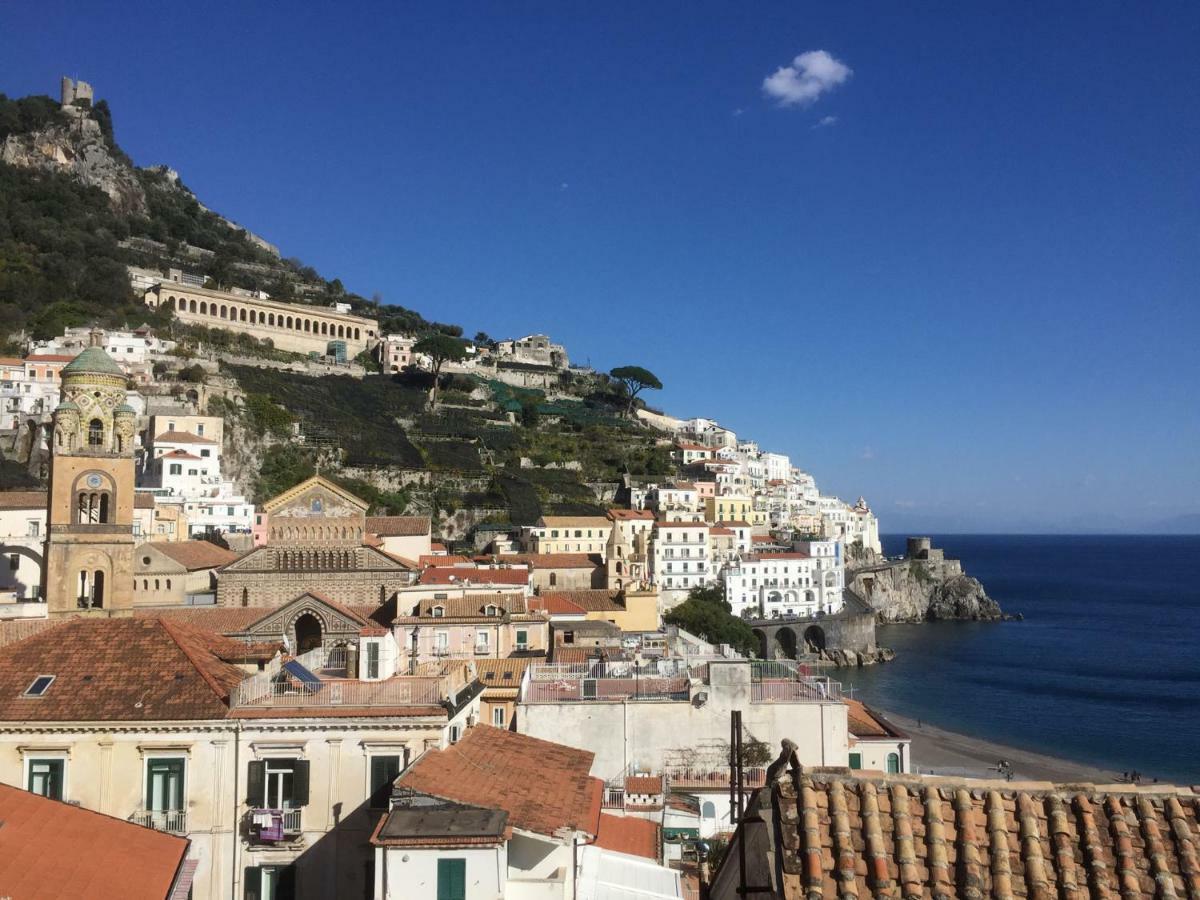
[858,446,875,461]
[762,50,851,107]
[813,115,838,129]
[732,107,745,117]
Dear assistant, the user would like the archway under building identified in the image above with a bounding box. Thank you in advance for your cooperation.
[803,625,826,653]
[294,613,323,653]
[775,626,798,660]
[752,628,769,660]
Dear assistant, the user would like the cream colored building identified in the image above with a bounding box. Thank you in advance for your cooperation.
[143,283,380,357]
[526,516,613,556]
[0,491,46,605]
[704,494,752,524]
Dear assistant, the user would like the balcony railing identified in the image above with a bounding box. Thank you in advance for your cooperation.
[524,660,699,704]
[247,807,302,842]
[129,808,187,834]
[664,766,766,790]
[231,676,444,709]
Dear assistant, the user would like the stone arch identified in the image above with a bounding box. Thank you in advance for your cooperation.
[803,625,826,653]
[320,322,328,335]
[239,308,247,322]
[286,316,294,329]
[337,325,345,338]
[199,301,207,315]
[268,313,276,326]
[188,299,197,313]
[166,295,176,308]
[805,590,815,604]
[767,590,782,607]
[775,626,798,660]
[220,304,228,319]
[294,612,323,653]
[752,628,769,660]
[353,327,360,340]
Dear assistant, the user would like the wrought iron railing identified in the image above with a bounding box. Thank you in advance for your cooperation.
[129,808,188,834]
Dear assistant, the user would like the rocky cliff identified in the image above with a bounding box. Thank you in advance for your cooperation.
[849,554,1009,623]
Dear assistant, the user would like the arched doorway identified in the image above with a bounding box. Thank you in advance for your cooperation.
[294,613,322,653]
[775,627,798,660]
[803,625,826,653]
[752,628,768,660]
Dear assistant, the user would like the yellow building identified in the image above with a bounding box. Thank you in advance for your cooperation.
[42,343,138,615]
[704,495,752,524]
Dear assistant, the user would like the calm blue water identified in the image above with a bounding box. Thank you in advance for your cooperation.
[843,535,1200,784]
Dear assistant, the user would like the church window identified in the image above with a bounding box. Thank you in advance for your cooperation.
[87,419,103,447]
[549,572,557,587]
[166,579,171,590]
[154,579,160,590]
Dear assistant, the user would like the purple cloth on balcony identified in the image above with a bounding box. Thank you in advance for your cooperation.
[253,808,285,841]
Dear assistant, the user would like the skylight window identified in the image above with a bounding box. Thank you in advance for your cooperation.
[23,675,55,697]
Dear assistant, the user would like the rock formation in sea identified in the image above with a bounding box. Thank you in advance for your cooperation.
[846,537,1011,623]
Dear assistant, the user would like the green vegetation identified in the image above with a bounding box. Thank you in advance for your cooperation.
[253,444,315,500]
[664,585,757,656]
[242,393,294,439]
[413,333,467,408]
[609,365,663,418]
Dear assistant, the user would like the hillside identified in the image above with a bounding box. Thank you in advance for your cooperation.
[0,82,676,534]
[0,85,453,352]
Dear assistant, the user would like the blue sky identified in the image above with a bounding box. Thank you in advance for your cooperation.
[3,2,1198,531]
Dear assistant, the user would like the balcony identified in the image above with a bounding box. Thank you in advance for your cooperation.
[129,808,187,834]
[247,808,302,843]
[664,766,766,791]
[523,660,699,704]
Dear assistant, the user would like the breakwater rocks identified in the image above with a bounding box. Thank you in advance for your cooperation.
[848,538,1018,624]
[816,647,897,668]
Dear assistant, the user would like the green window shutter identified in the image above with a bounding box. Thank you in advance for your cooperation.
[291,759,310,806]
[437,859,466,900]
[246,761,265,806]
[887,753,900,774]
[370,755,401,808]
[848,753,862,770]
[243,867,261,900]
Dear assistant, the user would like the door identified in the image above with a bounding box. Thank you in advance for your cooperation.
[436,859,466,900]
[28,759,64,800]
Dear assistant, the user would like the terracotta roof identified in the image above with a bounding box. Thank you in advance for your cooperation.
[131,606,267,634]
[420,554,474,567]
[400,725,603,838]
[595,812,661,861]
[399,593,531,621]
[0,782,192,900]
[626,775,664,794]
[25,353,75,363]
[536,516,612,528]
[675,442,711,451]
[160,450,202,460]
[740,552,811,563]
[418,567,530,586]
[710,527,736,536]
[0,618,244,721]
[538,590,624,613]
[0,490,46,509]
[607,509,656,520]
[150,540,240,571]
[493,553,600,570]
[530,594,587,616]
[728,766,1200,900]
[751,535,775,543]
[653,521,708,529]
[717,519,753,528]
[474,657,534,692]
[844,699,907,740]
[152,430,217,444]
[0,356,24,366]
[0,618,66,648]
[367,515,431,536]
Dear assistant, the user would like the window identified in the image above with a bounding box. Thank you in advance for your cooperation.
[701,800,716,819]
[431,605,445,618]
[515,629,528,650]
[23,675,55,696]
[200,449,210,457]
[87,419,103,446]
[26,520,39,537]
[437,858,466,900]
[366,642,380,679]
[169,463,182,475]
[8,553,16,571]
[848,752,862,770]
[492,706,506,727]
[368,754,402,808]
[886,752,901,774]
[448,724,462,744]
[146,757,185,814]
[247,758,310,812]
[28,758,65,800]
[196,424,204,435]
[244,865,295,900]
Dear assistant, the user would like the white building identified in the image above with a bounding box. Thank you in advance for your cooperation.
[722,541,845,619]
[0,491,46,607]
[651,521,711,607]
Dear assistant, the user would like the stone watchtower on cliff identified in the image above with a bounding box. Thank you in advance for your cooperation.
[60,76,94,109]
[41,334,137,614]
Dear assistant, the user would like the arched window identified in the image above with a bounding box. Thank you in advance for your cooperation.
[268,314,275,326]
[240,308,248,322]
[98,493,109,523]
[337,325,345,338]
[241,587,249,607]
[87,419,103,447]
[549,572,558,587]
[320,322,328,335]
[886,753,900,774]
[199,301,207,315]
[701,801,716,819]
[220,305,228,319]
[286,316,293,329]
[189,299,197,313]
[432,605,445,618]
[354,328,360,340]
[166,579,172,590]
[91,570,105,607]
[154,579,160,590]
[303,319,311,332]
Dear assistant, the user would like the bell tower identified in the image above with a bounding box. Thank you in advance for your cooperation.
[42,338,138,615]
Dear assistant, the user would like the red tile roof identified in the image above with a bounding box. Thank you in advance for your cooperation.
[150,540,240,571]
[607,509,656,521]
[0,490,46,509]
[367,515,431,536]
[537,590,624,613]
[152,430,217,444]
[595,812,661,861]
[625,775,664,794]
[0,782,191,900]
[0,618,66,648]
[0,618,244,721]
[420,554,474,567]
[400,725,603,838]
[131,606,267,634]
[732,766,1200,900]
[530,594,587,616]
[397,593,532,621]
[25,354,75,363]
[418,567,530,586]
[844,699,907,740]
[493,553,600,570]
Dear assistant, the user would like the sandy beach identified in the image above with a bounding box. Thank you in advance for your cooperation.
[880,710,1131,784]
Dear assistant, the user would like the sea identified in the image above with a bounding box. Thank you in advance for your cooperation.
[842,534,1200,785]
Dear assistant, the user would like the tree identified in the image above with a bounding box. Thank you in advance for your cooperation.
[609,365,662,418]
[663,585,757,656]
[413,333,467,409]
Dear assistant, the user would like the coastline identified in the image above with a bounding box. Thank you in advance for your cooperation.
[880,710,1132,784]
